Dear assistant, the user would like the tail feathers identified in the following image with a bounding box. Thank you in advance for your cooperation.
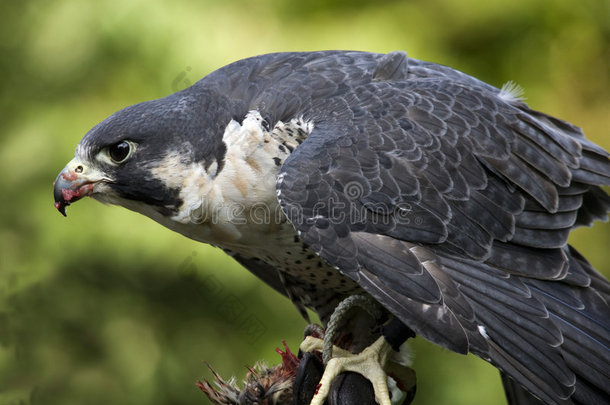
[440,247,610,405]
[570,375,609,405]
[501,373,545,405]
[538,291,610,404]
[498,372,608,405]
[517,265,610,404]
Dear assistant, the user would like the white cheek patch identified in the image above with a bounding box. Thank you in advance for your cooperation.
[149,151,194,190]
[148,151,215,224]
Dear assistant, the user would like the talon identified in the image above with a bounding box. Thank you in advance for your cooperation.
[306,336,393,405]
[297,297,416,405]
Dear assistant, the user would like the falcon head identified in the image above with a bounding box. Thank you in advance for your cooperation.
[53,91,231,224]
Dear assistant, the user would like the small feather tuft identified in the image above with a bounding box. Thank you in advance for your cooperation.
[499,81,526,102]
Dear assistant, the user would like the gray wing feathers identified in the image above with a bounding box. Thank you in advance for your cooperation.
[272,51,610,404]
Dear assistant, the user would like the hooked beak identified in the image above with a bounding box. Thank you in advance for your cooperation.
[53,158,106,216]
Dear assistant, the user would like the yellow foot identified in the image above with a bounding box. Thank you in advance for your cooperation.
[300,335,393,405]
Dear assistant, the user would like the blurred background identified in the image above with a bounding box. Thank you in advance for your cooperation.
[0,0,608,404]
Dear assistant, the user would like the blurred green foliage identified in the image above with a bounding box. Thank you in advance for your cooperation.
[0,0,608,404]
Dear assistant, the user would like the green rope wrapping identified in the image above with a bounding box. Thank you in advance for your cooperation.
[322,295,383,364]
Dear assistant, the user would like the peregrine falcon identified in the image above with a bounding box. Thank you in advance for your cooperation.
[53,51,610,405]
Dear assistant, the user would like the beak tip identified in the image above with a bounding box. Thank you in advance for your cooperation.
[54,201,68,217]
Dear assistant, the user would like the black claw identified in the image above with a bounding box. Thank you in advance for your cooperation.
[403,383,417,405]
[328,372,376,405]
[292,351,325,405]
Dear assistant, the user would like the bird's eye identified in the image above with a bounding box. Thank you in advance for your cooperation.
[108,141,131,163]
